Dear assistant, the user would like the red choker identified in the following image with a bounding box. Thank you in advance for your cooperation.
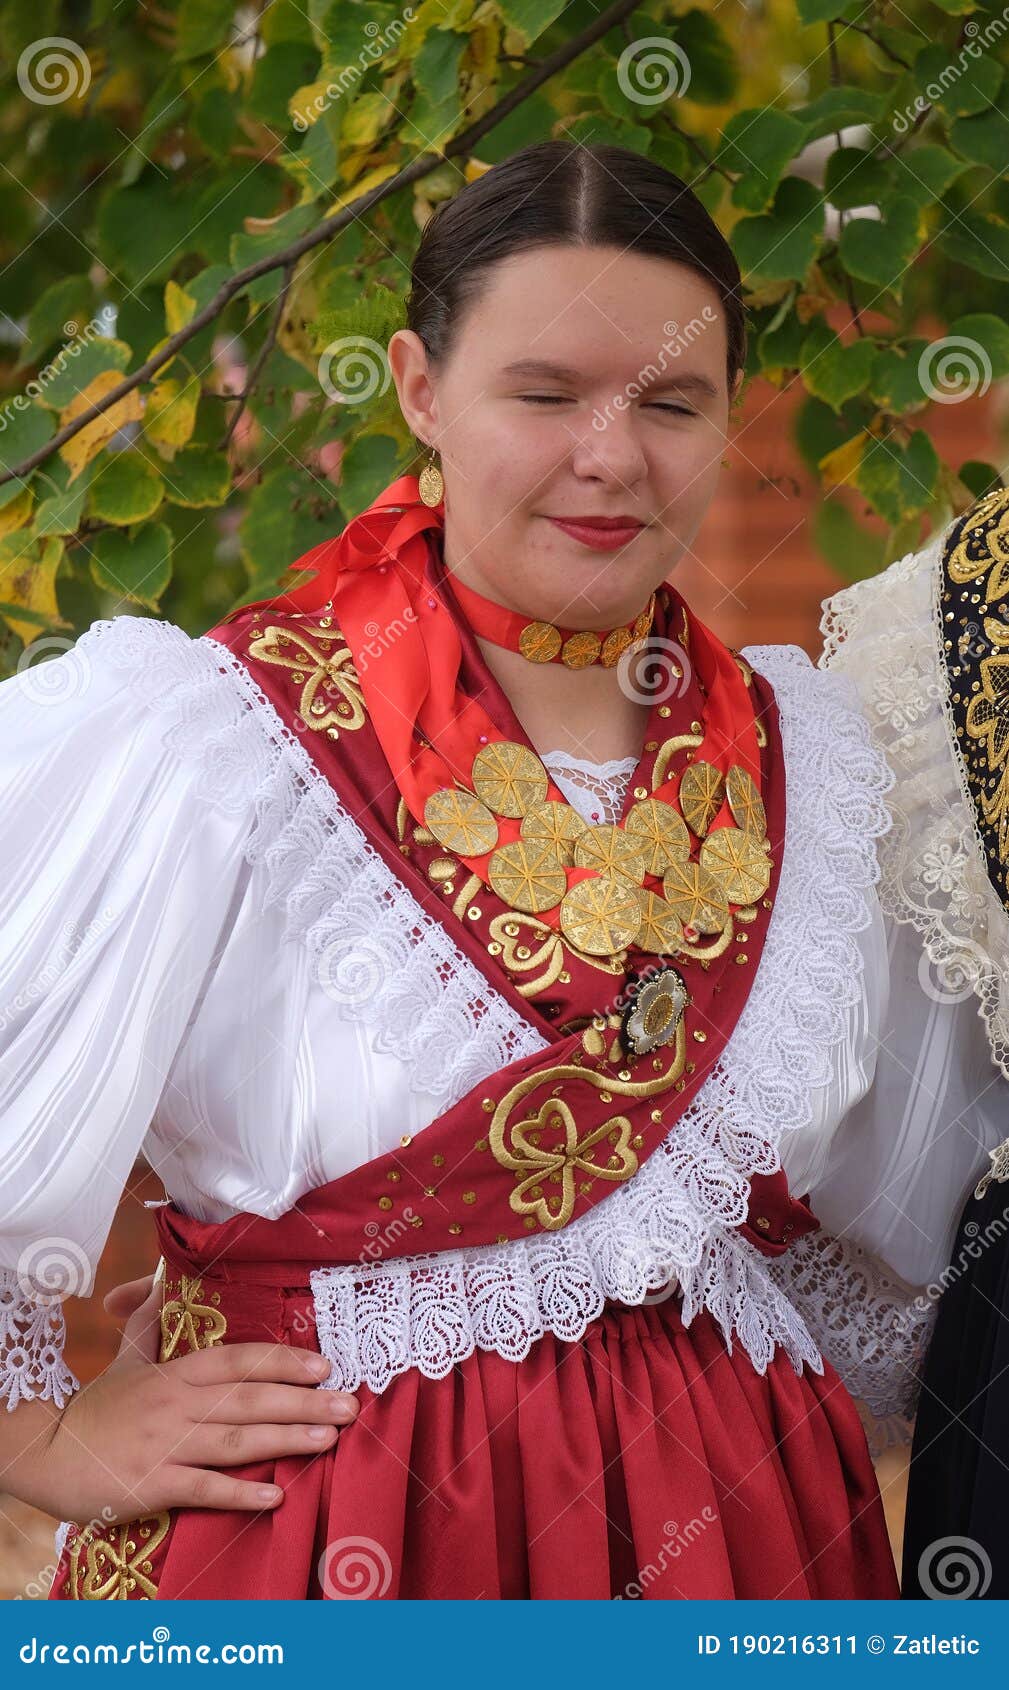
[445,572,657,670]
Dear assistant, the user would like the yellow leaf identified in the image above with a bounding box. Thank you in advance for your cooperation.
[288,78,333,133]
[341,93,394,151]
[143,375,200,461]
[0,531,63,644]
[0,486,34,538]
[326,162,400,218]
[59,371,144,483]
[464,156,494,183]
[820,433,867,492]
[165,279,198,336]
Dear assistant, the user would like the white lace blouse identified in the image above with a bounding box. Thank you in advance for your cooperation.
[3,520,1008,1436]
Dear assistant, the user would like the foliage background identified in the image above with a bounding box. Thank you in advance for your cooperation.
[1,0,1008,679]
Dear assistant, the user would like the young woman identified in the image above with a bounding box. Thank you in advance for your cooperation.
[2,139,1004,1601]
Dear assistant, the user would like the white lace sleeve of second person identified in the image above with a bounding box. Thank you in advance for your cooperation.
[0,614,260,1413]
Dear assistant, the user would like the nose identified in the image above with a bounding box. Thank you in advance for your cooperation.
[569,414,648,487]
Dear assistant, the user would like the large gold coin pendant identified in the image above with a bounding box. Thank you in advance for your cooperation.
[636,891,685,955]
[661,860,728,934]
[518,621,563,663]
[423,787,499,856]
[625,798,691,875]
[725,764,766,836]
[488,838,568,914]
[559,876,641,955]
[520,800,587,865]
[699,826,772,905]
[679,760,726,838]
[573,823,647,885]
[472,740,549,817]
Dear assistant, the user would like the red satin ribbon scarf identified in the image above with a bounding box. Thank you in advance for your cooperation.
[198,474,815,1270]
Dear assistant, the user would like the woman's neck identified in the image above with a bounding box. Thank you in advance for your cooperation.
[475,638,652,764]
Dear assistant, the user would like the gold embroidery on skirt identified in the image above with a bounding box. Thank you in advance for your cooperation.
[66,1513,171,1600]
[159,1273,228,1361]
[60,1274,228,1599]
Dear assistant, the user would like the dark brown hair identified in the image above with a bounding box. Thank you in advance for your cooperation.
[404,139,747,405]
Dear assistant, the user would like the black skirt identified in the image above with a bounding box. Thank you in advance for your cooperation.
[901,1170,1009,1599]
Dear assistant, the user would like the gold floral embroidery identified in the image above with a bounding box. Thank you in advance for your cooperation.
[488,1026,686,1229]
[66,1513,171,1601]
[249,622,366,734]
[160,1273,228,1361]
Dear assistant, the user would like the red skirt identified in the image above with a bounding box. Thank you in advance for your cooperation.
[49,1262,898,1600]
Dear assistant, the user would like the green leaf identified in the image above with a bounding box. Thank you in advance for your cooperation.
[800,321,877,413]
[948,313,1009,379]
[230,204,321,307]
[795,0,864,21]
[670,10,738,105]
[868,339,933,413]
[87,453,165,526]
[33,337,133,413]
[887,144,969,209]
[32,460,92,536]
[937,209,1009,281]
[950,87,1009,171]
[174,0,237,61]
[856,428,940,523]
[838,196,920,295]
[408,29,466,144]
[823,148,891,212]
[89,522,174,609]
[496,0,568,44]
[163,445,232,508]
[719,108,809,213]
[20,277,96,367]
[239,463,339,591]
[336,433,403,519]
[958,460,1004,500]
[915,43,1003,119]
[732,176,824,285]
[791,86,887,142]
[97,179,205,287]
[0,402,54,481]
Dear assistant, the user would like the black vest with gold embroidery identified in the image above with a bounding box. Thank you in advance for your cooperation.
[940,484,1009,913]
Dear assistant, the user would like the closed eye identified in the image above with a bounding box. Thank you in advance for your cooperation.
[518,396,697,416]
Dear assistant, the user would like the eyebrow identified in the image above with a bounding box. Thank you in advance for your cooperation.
[499,359,720,400]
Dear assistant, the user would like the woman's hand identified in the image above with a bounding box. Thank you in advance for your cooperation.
[22,1271,359,1526]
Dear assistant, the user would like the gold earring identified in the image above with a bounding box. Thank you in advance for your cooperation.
[418,447,444,507]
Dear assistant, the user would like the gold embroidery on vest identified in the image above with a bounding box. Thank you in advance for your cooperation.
[946,488,1009,869]
[66,1513,171,1600]
[160,1273,228,1361]
[488,1023,687,1229]
[249,623,366,734]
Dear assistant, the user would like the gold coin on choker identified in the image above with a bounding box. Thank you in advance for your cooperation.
[635,891,685,955]
[518,620,563,663]
[725,764,766,837]
[633,598,656,639]
[601,627,633,668]
[423,788,500,857]
[561,630,602,669]
[488,838,567,914]
[559,876,641,955]
[572,824,647,885]
[678,760,725,838]
[699,826,772,906]
[624,798,691,875]
[661,860,728,934]
[472,740,549,817]
[520,800,587,865]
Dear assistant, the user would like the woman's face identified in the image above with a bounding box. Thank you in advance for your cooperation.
[388,243,741,628]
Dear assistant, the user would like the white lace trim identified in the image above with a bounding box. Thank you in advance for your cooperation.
[0,1267,80,1413]
[819,520,1009,1079]
[46,617,894,1401]
[765,1225,936,1440]
[540,748,639,824]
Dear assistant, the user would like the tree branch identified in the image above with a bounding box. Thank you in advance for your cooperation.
[217,261,295,451]
[0,0,640,490]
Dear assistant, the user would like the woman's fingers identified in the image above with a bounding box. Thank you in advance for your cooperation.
[110,1274,165,1366]
[174,1419,343,1471]
[189,1379,360,1426]
[156,1468,291,1514]
[103,1271,159,1321]
[171,1340,339,1390]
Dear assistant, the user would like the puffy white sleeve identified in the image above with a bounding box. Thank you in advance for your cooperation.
[0,616,258,1411]
[768,513,1009,1442]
